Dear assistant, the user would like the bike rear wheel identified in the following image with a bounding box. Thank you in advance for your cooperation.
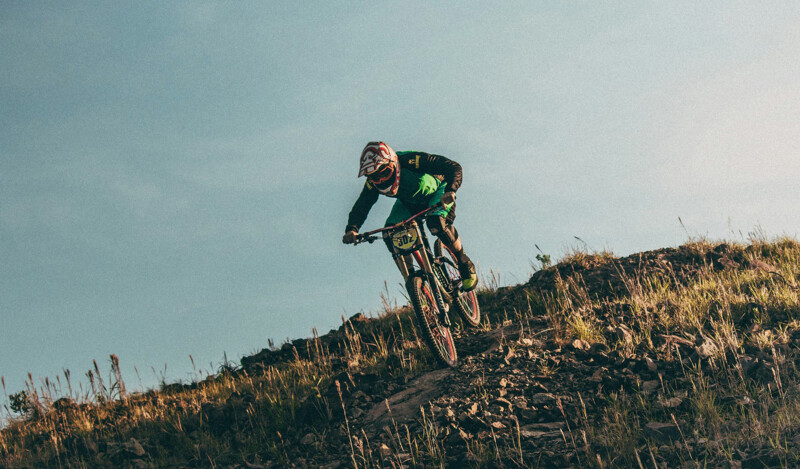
[434,240,481,327]
[407,273,458,367]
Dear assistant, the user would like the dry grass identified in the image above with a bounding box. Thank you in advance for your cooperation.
[521,237,800,467]
[3,237,800,467]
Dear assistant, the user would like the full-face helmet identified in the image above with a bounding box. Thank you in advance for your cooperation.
[359,141,400,196]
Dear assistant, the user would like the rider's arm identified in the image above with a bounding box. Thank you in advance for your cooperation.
[401,152,462,192]
[346,182,379,232]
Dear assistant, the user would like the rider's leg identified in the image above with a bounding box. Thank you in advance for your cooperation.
[427,214,478,291]
[425,185,478,291]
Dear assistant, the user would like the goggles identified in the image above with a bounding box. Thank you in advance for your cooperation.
[367,165,394,184]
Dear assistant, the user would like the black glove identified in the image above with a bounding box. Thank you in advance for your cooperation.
[440,191,456,205]
[342,230,358,244]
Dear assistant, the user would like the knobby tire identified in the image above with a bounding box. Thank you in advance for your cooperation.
[407,274,458,367]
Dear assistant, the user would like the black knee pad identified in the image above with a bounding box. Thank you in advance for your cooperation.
[426,216,457,245]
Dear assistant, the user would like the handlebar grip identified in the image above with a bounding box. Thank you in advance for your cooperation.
[353,234,378,245]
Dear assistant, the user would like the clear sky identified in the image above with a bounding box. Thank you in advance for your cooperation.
[3,2,800,399]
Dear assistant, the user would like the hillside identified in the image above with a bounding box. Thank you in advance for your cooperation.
[3,238,800,468]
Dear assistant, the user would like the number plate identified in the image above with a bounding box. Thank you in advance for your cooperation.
[392,228,419,251]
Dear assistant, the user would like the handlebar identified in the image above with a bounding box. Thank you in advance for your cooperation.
[352,203,445,246]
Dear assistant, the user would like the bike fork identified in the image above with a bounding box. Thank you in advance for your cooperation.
[393,254,414,282]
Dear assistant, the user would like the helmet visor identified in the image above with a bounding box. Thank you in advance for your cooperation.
[367,165,394,184]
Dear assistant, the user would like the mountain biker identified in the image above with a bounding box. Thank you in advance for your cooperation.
[342,141,478,291]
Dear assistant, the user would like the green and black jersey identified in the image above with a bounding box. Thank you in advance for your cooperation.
[346,151,462,232]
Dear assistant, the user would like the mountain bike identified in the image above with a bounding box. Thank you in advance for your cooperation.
[354,204,481,366]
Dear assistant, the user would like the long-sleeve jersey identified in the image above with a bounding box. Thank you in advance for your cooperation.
[346,151,462,232]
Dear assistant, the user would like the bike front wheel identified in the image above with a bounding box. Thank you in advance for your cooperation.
[407,273,458,367]
[434,240,481,328]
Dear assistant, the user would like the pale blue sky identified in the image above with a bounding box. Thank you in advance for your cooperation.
[3,2,800,399]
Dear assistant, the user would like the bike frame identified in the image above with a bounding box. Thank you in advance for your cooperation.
[352,203,480,366]
[358,206,436,280]
[355,204,454,317]
[355,204,440,242]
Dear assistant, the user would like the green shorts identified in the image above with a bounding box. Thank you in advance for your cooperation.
[385,183,452,226]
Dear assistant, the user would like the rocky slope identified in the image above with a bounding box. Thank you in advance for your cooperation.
[235,240,800,468]
[3,239,800,468]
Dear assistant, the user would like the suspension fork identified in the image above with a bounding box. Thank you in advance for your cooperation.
[390,221,431,283]
[389,221,419,282]
[390,222,451,326]
[393,254,414,282]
